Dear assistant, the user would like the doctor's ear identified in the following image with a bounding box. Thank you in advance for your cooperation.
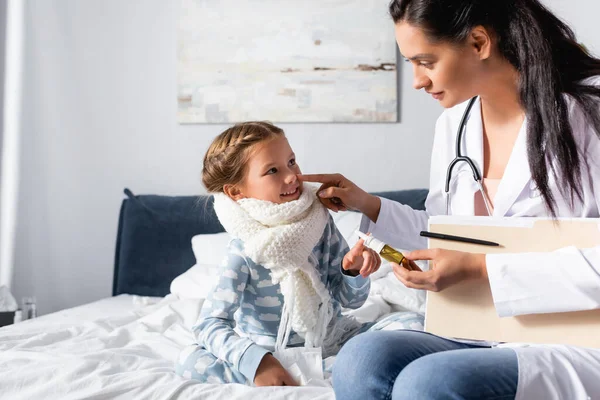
[468,26,492,61]
[223,184,246,201]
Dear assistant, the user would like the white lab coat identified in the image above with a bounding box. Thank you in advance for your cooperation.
[362,94,600,399]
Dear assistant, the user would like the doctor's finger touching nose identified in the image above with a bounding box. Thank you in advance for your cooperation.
[297,173,384,220]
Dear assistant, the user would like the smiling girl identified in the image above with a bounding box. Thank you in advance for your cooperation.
[174,121,381,386]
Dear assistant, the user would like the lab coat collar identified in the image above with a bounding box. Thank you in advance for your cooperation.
[455,97,532,217]
[493,118,531,217]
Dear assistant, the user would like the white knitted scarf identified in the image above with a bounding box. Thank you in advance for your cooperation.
[213,186,333,352]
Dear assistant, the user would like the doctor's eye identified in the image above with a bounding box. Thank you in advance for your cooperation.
[419,62,434,69]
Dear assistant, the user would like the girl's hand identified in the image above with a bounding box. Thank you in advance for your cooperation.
[254,354,298,387]
[342,239,382,278]
[298,173,381,221]
[391,249,487,292]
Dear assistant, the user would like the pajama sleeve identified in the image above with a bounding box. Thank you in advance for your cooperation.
[192,248,270,382]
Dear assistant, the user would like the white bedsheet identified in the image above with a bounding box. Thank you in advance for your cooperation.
[0,265,424,400]
[0,294,337,400]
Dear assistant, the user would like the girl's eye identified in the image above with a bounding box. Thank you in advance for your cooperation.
[267,167,278,175]
[289,158,296,166]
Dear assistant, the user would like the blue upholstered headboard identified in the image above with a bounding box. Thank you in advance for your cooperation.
[112,188,428,297]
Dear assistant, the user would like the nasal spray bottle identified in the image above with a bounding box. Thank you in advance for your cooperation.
[356,231,412,270]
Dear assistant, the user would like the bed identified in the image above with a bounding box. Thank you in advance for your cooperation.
[0,188,428,400]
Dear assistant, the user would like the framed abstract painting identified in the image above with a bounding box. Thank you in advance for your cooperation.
[177,0,398,123]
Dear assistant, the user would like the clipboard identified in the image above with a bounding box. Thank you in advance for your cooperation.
[424,216,600,348]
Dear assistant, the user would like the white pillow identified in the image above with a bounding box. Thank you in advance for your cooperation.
[170,263,219,300]
[191,232,232,266]
[330,211,363,247]
[170,232,232,300]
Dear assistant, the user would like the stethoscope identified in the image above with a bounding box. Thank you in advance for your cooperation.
[444,96,493,216]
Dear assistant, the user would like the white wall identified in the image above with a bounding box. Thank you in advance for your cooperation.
[12,0,600,315]
[544,0,600,56]
[11,0,441,315]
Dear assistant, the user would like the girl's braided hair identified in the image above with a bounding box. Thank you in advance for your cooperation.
[202,121,285,193]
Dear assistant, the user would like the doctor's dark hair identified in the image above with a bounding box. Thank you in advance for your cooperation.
[389,0,600,216]
[202,121,285,193]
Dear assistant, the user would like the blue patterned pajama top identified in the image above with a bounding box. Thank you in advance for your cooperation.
[175,216,371,384]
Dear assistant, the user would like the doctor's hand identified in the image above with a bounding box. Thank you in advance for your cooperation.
[391,249,487,292]
[298,173,382,221]
[342,239,382,278]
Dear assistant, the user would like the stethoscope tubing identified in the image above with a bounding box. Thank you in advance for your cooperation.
[444,96,493,216]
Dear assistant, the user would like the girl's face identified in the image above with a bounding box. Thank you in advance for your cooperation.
[230,136,303,204]
[395,21,486,108]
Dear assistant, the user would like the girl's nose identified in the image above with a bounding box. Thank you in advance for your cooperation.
[284,172,297,184]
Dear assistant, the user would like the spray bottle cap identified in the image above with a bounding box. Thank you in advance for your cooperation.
[355,230,385,253]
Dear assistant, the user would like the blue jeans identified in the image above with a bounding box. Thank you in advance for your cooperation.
[333,330,518,400]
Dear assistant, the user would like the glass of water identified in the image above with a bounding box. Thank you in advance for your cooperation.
[22,296,37,320]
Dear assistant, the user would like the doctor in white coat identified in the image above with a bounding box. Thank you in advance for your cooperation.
[301,0,600,399]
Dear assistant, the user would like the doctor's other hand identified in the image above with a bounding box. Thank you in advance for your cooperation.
[342,239,382,278]
[298,173,381,221]
[254,354,298,387]
[391,249,487,292]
